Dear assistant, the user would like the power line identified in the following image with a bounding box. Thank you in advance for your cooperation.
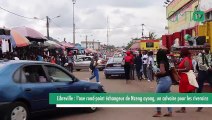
[0,6,44,21]
[50,20,64,30]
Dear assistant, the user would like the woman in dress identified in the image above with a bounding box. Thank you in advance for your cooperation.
[176,48,196,113]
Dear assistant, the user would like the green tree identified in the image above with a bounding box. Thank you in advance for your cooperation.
[126,40,133,49]
[149,32,157,39]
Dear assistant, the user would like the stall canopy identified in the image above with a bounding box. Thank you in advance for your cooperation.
[44,40,65,50]
[85,48,97,53]
[12,26,47,42]
[10,30,30,47]
[74,43,85,50]
[59,41,75,48]
[0,28,30,47]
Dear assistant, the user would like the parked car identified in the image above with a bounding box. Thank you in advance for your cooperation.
[104,56,125,79]
[0,60,105,120]
[74,56,107,71]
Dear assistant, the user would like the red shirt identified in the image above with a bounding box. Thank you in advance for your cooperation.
[178,57,196,93]
[130,54,134,64]
[125,56,132,63]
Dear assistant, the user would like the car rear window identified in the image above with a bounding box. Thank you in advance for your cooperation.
[106,63,123,67]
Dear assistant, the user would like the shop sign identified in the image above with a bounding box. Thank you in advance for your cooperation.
[169,10,205,22]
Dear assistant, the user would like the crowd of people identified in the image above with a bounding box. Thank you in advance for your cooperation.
[123,50,155,83]
[123,48,212,117]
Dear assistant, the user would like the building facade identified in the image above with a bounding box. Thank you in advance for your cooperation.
[140,40,160,50]
[167,0,199,34]
[81,41,101,50]
[163,0,212,51]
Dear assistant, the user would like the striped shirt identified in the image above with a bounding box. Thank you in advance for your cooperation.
[196,53,212,71]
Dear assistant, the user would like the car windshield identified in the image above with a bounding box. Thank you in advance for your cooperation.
[113,54,123,58]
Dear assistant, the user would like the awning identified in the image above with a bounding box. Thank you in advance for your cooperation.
[10,30,30,47]
[59,41,75,48]
[85,48,97,53]
[44,40,65,50]
[12,26,47,41]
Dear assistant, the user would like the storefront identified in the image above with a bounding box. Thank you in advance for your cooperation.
[140,40,160,51]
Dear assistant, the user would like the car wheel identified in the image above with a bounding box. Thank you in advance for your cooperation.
[105,75,110,79]
[4,102,29,120]
[84,91,98,113]
[84,107,98,113]
[76,69,81,71]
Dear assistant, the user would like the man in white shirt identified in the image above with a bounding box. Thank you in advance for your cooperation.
[142,51,148,79]
[147,51,154,81]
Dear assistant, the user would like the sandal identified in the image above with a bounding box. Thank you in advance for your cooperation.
[175,109,186,113]
[152,113,161,117]
[196,107,203,112]
[163,113,172,117]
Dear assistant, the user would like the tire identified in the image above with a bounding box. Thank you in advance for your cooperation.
[76,69,81,71]
[84,91,98,113]
[4,102,29,120]
[105,75,110,79]
[84,107,98,113]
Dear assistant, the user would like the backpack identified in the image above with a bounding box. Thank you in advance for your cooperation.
[89,61,95,70]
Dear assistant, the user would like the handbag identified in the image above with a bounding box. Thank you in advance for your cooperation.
[170,67,180,82]
[185,70,199,88]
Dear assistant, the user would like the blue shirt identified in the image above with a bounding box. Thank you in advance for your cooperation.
[37,55,43,61]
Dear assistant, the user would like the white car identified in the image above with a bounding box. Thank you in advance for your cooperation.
[74,56,106,71]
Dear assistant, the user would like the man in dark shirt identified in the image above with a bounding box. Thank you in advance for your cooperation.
[134,52,143,80]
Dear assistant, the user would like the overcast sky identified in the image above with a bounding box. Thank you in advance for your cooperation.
[0,0,167,46]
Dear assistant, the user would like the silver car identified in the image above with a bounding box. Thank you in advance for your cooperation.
[74,56,106,71]
[104,56,125,79]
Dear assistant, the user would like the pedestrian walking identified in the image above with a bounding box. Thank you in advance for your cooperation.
[176,48,196,113]
[134,51,143,80]
[142,50,148,79]
[67,51,74,73]
[153,49,172,117]
[124,51,133,84]
[89,55,100,84]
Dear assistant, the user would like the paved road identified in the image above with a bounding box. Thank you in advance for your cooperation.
[33,71,212,120]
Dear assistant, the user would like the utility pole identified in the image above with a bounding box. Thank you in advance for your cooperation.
[93,39,95,49]
[85,35,88,49]
[141,24,144,38]
[46,16,50,39]
[107,16,109,47]
[72,0,76,44]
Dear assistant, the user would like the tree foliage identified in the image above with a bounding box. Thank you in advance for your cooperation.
[126,40,134,49]
[149,32,157,39]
